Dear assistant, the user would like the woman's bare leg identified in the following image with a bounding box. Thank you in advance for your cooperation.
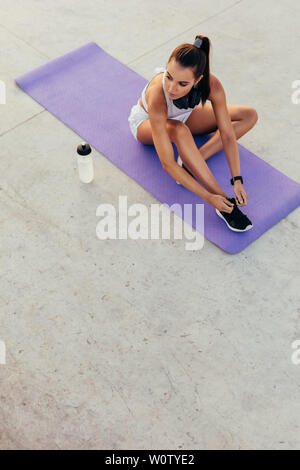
[199,114,258,161]
[174,125,229,198]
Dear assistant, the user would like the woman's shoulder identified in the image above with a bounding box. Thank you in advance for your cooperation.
[207,73,224,101]
[145,71,166,105]
[147,69,165,93]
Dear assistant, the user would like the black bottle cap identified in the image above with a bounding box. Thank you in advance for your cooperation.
[77,142,91,155]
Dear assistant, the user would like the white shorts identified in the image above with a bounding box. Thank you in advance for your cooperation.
[128,103,149,141]
[128,102,194,141]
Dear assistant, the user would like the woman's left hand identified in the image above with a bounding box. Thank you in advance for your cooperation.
[233,181,248,206]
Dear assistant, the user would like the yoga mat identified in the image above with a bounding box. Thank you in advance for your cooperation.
[15,42,300,254]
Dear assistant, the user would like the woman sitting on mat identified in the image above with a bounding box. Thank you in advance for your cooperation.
[128,35,258,232]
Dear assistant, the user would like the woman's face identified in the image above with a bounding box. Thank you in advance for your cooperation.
[165,58,203,99]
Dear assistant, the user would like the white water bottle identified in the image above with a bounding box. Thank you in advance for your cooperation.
[76,142,94,183]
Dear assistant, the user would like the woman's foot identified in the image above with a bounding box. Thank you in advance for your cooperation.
[216,197,253,232]
[175,159,253,232]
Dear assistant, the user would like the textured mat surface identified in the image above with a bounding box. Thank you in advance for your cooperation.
[15,42,300,254]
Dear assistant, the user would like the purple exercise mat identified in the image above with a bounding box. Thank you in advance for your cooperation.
[15,42,300,254]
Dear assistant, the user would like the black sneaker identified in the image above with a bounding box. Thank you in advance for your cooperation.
[216,197,253,232]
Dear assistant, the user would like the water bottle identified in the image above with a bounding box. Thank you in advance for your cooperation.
[76,142,94,183]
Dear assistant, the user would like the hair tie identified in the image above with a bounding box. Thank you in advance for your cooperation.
[194,38,203,49]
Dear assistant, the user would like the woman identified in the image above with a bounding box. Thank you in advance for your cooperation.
[128,35,258,232]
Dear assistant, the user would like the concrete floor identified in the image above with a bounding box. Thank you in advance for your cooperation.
[0,0,300,450]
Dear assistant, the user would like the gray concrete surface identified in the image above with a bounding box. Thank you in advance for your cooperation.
[0,0,300,450]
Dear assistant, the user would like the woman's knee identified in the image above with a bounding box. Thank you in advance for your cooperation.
[245,107,258,124]
[166,120,190,142]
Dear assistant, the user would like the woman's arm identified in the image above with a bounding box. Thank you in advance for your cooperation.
[148,95,213,203]
[209,76,241,179]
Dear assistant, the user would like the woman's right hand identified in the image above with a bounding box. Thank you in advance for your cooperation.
[208,194,234,213]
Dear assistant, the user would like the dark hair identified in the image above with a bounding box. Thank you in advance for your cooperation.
[167,35,211,106]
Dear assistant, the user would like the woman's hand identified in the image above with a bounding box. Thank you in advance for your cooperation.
[208,194,235,213]
[233,181,248,206]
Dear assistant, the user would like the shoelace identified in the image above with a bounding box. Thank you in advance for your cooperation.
[230,202,251,224]
[223,200,247,222]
